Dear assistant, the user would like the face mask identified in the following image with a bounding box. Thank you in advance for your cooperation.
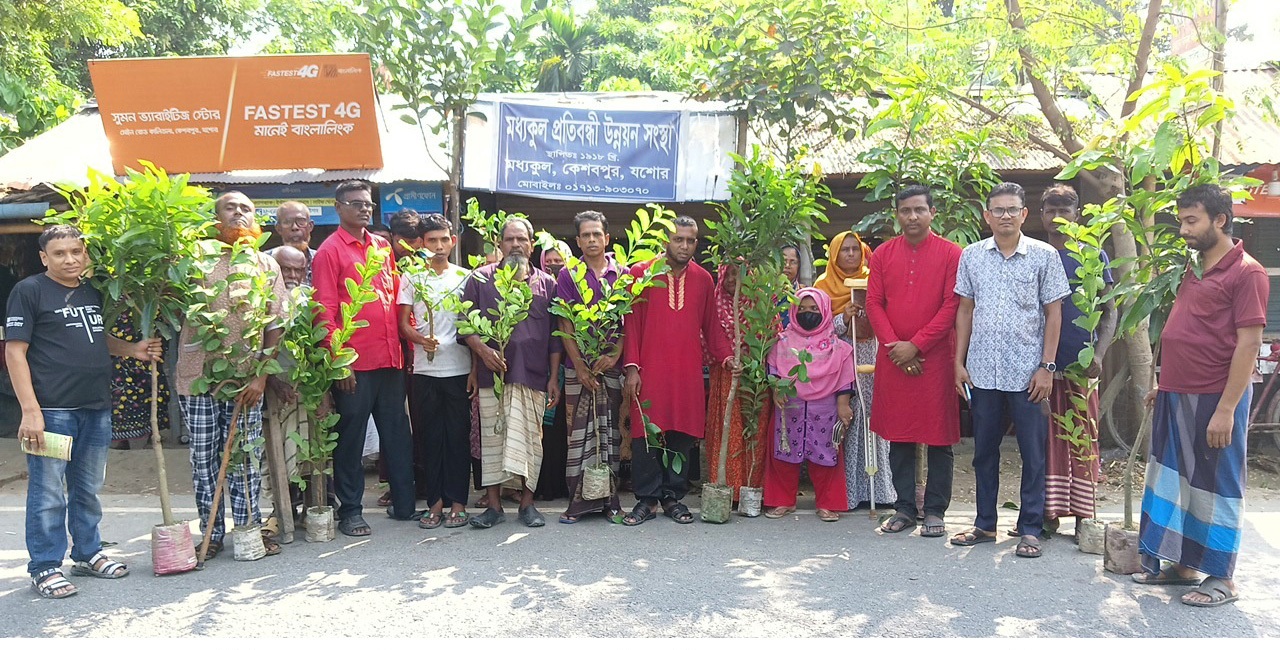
[796,311,822,331]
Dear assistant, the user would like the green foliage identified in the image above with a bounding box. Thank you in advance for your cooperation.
[282,245,387,506]
[462,198,527,267]
[529,5,598,92]
[691,0,880,158]
[186,235,285,401]
[853,70,1009,246]
[397,252,470,364]
[43,162,217,340]
[704,146,835,485]
[455,263,535,436]
[634,397,684,474]
[1058,65,1254,342]
[549,203,673,368]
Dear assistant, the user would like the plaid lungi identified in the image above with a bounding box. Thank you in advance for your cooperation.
[478,384,546,491]
[1140,388,1249,578]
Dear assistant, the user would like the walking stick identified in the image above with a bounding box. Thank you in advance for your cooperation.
[844,278,878,520]
[197,401,245,567]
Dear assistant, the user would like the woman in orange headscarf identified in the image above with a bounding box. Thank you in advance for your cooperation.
[814,231,896,510]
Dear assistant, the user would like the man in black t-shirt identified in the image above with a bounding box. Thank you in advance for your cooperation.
[5,225,161,599]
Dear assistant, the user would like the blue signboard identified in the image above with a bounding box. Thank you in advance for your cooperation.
[496,103,680,202]
[381,182,444,224]
[234,184,340,226]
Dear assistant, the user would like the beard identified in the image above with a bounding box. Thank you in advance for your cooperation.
[502,251,530,279]
[216,221,264,245]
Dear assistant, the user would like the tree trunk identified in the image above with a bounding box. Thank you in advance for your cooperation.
[449,106,465,265]
[716,267,744,486]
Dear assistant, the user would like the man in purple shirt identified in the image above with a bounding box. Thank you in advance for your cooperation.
[555,211,628,523]
[462,216,563,529]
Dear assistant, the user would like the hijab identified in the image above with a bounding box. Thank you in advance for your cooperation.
[813,231,871,315]
[767,288,856,401]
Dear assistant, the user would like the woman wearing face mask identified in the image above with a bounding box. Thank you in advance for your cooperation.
[763,288,856,521]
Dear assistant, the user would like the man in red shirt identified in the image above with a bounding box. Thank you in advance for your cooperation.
[1134,184,1268,608]
[311,180,415,537]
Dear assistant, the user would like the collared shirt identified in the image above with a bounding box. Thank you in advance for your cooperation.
[176,250,288,396]
[1160,239,1268,393]
[955,233,1070,392]
[311,228,402,372]
[266,245,318,286]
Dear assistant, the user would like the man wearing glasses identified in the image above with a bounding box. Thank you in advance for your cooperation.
[311,181,416,537]
[952,182,1070,559]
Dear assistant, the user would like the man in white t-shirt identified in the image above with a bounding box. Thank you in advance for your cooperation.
[397,213,474,529]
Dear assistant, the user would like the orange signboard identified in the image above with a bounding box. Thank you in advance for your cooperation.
[89,54,383,175]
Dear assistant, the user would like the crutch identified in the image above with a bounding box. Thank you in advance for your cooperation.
[844,277,878,520]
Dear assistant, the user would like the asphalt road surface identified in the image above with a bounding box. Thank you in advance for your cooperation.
[2,491,1279,638]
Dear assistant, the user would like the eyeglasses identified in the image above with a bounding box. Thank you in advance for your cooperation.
[988,206,1024,218]
[337,199,375,210]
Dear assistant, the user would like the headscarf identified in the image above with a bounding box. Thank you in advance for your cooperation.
[768,288,856,401]
[539,239,571,273]
[813,231,871,315]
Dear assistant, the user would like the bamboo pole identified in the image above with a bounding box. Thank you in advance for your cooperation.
[197,401,245,565]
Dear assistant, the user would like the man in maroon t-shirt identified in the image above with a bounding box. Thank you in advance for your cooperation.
[1134,184,1268,608]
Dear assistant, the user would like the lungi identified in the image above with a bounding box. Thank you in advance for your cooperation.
[478,384,546,491]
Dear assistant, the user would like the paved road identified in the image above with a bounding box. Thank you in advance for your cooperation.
[2,491,1279,638]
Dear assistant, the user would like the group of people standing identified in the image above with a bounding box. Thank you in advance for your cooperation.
[11,177,1263,609]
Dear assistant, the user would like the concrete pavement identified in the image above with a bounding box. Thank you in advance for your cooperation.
[1,491,1279,637]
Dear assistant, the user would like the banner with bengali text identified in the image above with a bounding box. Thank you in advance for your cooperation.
[496,103,680,202]
[89,54,382,175]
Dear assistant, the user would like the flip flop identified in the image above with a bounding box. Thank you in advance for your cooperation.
[920,515,947,538]
[444,512,470,528]
[558,513,581,524]
[1182,577,1239,608]
[879,512,916,534]
[1132,568,1201,586]
[951,527,996,546]
[764,506,796,519]
[418,512,444,529]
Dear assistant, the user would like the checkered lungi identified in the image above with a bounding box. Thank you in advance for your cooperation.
[179,394,264,543]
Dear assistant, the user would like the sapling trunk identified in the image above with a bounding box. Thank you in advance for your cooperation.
[425,302,436,363]
[197,401,244,563]
[715,268,744,487]
[148,359,176,526]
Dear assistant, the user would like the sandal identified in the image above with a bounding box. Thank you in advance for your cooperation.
[623,501,657,526]
[1182,576,1239,608]
[444,511,470,528]
[951,527,996,546]
[817,509,840,522]
[921,515,947,538]
[419,512,444,529]
[202,541,224,561]
[1132,566,1201,586]
[71,552,130,579]
[764,506,796,519]
[338,516,372,537]
[31,568,77,599]
[261,516,280,538]
[261,531,282,557]
[377,491,392,507]
[879,512,916,534]
[558,513,581,524]
[1015,535,1043,558]
[662,500,694,524]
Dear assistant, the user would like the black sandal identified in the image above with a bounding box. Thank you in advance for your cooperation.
[662,500,694,524]
[623,501,656,526]
[879,512,916,534]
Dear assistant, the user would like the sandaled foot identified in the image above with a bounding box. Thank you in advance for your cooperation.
[880,512,916,533]
[376,491,392,507]
[765,506,795,519]
[444,511,470,528]
[469,507,505,529]
[474,495,491,509]
[951,527,996,546]
[1182,577,1239,608]
[338,516,372,537]
[261,531,282,557]
[817,509,840,522]
[31,569,77,599]
[1132,565,1200,586]
[1016,535,1043,558]
[419,511,444,529]
[518,505,545,528]
[623,501,657,526]
[921,515,947,537]
[71,552,130,579]
[201,540,224,561]
[662,500,694,524]
[558,512,581,524]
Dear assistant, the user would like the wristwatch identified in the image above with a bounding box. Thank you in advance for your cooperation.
[1038,361,1057,373]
